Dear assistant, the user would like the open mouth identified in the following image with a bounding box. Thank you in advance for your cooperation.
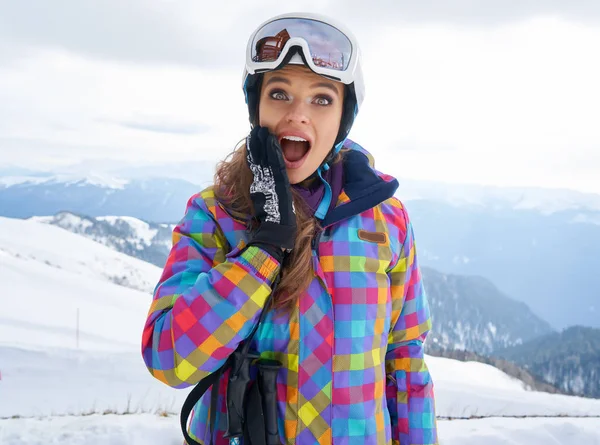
[279,135,312,169]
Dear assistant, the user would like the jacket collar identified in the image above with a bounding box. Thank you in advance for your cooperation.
[320,139,399,228]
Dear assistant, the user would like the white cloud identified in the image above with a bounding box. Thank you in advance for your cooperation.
[0,4,599,193]
[0,49,251,167]
[351,17,600,192]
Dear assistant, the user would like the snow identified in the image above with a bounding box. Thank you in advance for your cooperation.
[75,173,129,189]
[0,216,599,444]
[1,414,599,445]
[31,213,94,231]
[431,355,600,418]
[0,174,128,189]
[0,217,160,294]
[33,212,165,254]
[97,216,159,246]
[0,176,53,187]
[439,417,600,445]
[571,213,600,226]
[0,415,183,445]
[0,346,184,418]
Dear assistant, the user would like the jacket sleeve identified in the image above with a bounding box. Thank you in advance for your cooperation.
[141,192,281,388]
[385,203,438,445]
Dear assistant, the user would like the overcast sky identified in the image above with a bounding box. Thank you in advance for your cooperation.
[1,0,599,193]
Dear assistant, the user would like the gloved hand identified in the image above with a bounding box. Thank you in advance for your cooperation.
[245,126,297,262]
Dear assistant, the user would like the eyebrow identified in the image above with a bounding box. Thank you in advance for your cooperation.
[310,81,341,96]
[264,76,341,96]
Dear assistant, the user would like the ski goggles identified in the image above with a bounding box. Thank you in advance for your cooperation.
[245,14,360,85]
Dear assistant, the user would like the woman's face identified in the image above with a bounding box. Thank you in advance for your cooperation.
[258,65,344,184]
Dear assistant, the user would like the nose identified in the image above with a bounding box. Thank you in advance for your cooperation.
[284,100,310,125]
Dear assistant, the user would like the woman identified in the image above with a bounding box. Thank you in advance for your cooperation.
[142,12,438,445]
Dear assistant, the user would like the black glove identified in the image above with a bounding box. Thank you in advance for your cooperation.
[245,126,297,262]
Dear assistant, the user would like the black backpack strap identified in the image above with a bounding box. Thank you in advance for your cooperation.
[244,381,266,445]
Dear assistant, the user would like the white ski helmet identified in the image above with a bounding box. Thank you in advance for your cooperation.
[242,12,365,153]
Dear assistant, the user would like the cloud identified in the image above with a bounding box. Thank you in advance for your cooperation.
[103,117,211,135]
[1,0,599,69]
[0,3,599,194]
[337,0,600,26]
[0,0,244,67]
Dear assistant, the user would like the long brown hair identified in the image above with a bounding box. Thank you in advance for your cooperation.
[214,141,341,313]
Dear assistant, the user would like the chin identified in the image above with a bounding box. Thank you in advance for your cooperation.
[286,171,305,185]
[286,161,322,185]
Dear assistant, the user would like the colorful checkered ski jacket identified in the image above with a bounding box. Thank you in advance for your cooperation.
[142,140,438,445]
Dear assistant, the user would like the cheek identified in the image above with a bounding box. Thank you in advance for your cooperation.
[313,109,343,151]
[257,101,271,128]
[257,95,281,128]
[257,94,290,130]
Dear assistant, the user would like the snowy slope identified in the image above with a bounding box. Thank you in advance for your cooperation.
[0,216,160,294]
[0,346,183,418]
[427,356,600,418]
[0,216,162,350]
[0,216,178,420]
[0,254,151,351]
[2,414,600,445]
[4,345,599,420]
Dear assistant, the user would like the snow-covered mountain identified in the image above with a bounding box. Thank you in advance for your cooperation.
[1,215,599,445]
[4,171,597,330]
[31,212,174,268]
[423,267,554,354]
[1,169,599,323]
[495,326,600,399]
[2,170,600,219]
[0,172,128,189]
[406,200,600,330]
[396,177,600,214]
[0,175,200,222]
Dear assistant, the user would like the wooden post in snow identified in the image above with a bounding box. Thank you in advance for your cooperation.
[76,307,80,349]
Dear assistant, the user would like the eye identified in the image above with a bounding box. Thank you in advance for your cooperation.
[314,95,333,106]
[269,89,288,101]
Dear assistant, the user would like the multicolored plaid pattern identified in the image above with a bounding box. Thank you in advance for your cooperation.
[142,148,437,445]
